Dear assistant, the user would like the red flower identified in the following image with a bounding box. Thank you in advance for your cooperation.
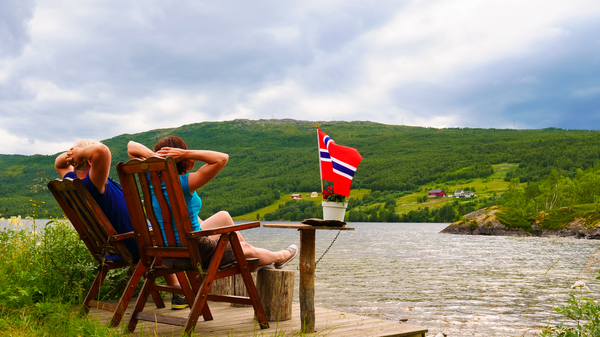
[322,186,346,202]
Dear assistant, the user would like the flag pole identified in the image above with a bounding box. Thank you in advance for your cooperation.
[317,123,324,193]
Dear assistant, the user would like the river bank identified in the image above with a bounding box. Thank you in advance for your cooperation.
[441,207,600,239]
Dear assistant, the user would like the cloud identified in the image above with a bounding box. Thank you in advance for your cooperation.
[2,0,600,154]
[0,0,35,58]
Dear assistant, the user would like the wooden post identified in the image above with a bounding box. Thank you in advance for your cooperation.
[256,269,295,321]
[299,228,316,332]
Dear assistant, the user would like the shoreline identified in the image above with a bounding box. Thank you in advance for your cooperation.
[441,207,600,239]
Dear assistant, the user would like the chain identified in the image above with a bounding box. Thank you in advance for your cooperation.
[315,230,342,267]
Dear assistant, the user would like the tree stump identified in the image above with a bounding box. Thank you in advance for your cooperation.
[209,276,234,295]
[209,272,257,307]
[256,268,295,321]
[231,272,257,307]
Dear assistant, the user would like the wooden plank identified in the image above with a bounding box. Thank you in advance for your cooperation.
[90,299,428,337]
[264,223,354,231]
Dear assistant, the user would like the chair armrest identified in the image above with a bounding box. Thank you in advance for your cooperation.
[111,231,135,242]
[185,221,260,239]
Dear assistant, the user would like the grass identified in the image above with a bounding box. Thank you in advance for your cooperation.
[390,163,516,215]
[233,189,370,221]
[234,164,518,220]
[537,204,600,231]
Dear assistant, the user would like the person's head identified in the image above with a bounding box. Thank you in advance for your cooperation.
[154,136,194,175]
[72,139,102,172]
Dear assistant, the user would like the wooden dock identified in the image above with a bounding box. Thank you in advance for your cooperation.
[90,298,428,337]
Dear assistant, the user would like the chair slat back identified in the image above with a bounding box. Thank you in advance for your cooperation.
[47,178,133,265]
[116,157,202,271]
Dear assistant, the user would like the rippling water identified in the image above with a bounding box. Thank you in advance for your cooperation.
[242,222,600,336]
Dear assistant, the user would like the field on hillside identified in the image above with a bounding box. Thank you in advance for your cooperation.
[234,164,516,220]
[233,189,370,221]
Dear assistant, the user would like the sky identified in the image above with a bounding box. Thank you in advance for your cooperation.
[1,0,600,155]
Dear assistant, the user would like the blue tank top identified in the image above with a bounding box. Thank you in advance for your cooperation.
[150,173,202,246]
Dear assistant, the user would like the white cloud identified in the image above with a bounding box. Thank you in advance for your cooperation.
[2,0,600,154]
[545,27,570,40]
[24,79,85,102]
[0,127,72,155]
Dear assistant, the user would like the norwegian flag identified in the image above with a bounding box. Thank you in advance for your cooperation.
[318,129,363,197]
[318,129,335,181]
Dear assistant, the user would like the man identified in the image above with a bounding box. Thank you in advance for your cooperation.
[55,139,189,310]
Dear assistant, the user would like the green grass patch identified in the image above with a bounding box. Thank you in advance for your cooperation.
[495,207,536,232]
[0,165,25,177]
[536,204,600,231]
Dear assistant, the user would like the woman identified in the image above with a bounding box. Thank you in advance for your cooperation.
[127,137,297,269]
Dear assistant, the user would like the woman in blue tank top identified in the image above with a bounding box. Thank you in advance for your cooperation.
[128,137,297,269]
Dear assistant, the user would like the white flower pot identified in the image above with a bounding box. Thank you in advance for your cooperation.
[322,201,348,221]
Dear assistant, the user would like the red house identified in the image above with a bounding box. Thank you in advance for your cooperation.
[428,189,446,197]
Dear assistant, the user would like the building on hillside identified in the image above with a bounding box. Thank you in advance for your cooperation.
[453,190,476,198]
[310,192,318,198]
[291,194,302,199]
[428,189,446,197]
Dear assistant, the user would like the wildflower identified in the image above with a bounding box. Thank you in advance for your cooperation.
[571,280,590,291]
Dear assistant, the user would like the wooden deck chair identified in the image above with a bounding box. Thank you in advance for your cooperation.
[47,178,165,326]
[116,157,269,335]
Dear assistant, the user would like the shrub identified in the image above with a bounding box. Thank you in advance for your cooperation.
[0,216,129,308]
[541,276,600,336]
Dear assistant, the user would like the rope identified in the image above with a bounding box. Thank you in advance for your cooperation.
[315,230,342,267]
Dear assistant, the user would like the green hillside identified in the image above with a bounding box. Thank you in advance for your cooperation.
[2,119,600,221]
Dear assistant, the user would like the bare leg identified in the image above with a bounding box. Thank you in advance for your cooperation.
[239,241,290,265]
[200,211,292,265]
[164,274,180,286]
[199,211,246,241]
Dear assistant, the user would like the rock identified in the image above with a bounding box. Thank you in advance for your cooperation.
[440,207,600,239]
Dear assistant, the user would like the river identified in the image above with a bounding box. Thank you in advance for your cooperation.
[3,219,598,336]
[245,222,600,336]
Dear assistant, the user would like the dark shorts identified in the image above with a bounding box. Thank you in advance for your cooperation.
[163,236,236,270]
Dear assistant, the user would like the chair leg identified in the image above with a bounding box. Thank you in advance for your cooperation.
[183,234,229,335]
[82,264,110,315]
[151,257,166,308]
[127,272,156,333]
[230,233,269,329]
[186,271,213,321]
[109,262,146,326]
[149,287,165,309]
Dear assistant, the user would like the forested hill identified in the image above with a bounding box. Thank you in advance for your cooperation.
[2,119,600,219]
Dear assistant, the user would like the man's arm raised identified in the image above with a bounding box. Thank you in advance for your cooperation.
[69,144,112,194]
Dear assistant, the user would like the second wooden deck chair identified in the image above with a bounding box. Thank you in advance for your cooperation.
[47,178,165,326]
[116,156,269,335]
